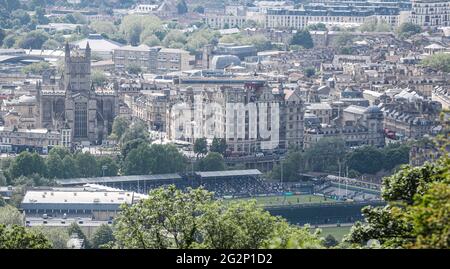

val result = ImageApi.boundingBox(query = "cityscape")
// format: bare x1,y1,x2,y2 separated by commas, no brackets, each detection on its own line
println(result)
0,0,449,251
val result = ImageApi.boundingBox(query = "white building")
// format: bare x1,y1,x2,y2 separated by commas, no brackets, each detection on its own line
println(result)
410,0,450,28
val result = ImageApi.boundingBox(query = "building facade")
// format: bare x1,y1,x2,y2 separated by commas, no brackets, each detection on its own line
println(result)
166,82,305,154
410,0,450,27
37,43,119,145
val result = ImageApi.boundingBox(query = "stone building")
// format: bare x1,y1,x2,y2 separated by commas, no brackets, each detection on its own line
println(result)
304,105,385,149
410,0,450,28
166,81,305,154
37,43,119,145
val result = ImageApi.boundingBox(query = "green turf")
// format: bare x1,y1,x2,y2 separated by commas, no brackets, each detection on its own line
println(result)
311,226,352,242
226,194,339,206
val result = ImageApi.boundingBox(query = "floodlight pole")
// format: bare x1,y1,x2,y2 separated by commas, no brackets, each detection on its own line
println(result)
338,159,341,199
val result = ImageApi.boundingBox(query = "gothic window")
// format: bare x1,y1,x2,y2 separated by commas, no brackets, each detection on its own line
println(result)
43,101,52,121
74,102,88,138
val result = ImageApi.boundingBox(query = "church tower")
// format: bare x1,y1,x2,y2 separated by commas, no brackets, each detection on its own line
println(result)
64,42,91,94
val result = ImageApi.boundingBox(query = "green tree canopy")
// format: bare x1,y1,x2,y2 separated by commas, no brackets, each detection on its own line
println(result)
9,151,46,179
290,30,314,49
91,70,107,86
345,155,450,248
111,116,131,142
346,146,385,174
97,157,119,177
21,62,51,75
46,153,64,179
126,63,142,75
176,0,188,15
120,120,148,144
30,227,69,249
91,224,115,249
122,144,186,175
397,23,422,39
17,30,49,49
74,152,99,178
68,222,90,249
0,205,23,226
210,137,227,156
113,186,323,249
196,152,226,171
304,138,346,172
421,53,450,73
0,224,51,249
194,138,208,157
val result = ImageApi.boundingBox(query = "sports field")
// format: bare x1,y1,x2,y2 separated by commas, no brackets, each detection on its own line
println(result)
311,225,352,242
226,194,339,206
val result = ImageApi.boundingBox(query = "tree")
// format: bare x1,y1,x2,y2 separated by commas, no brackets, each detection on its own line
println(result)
271,151,306,181
194,138,208,157
126,63,142,75
333,31,354,47
143,35,161,47
304,138,346,172
114,186,213,249
162,30,187,48
0,224,51,249
304,67,316,78
111,116,131,142
382,157,449,204
90,21,117,36
97,157,119,177
147,144,186,174
345,155,450,248
34,7,49,24
91,224,115,249
61,155,79,179
210,137,227,156
0,29,6,47
359,18,391,32
17,30,49,49
306,23,327,31
383,144,410,171
91,70,107,86
324,234,339,248
30,227,69,249
119,15,162,45
122,143,152,175
185,28,218,53
11,9,31,25
421,53,450,73
197,152,225,171
120,120,148,145
346,146,384,174
113,186,322,249
241,34,272,51
405,182,450,249
21,62,51,75
41,39,60,50
290,30,313,49
68,222,90,249
123,143,186,175
0,205,23,226
46,153,64,179
64,12,87,25
74,152,99,178
193,5,204,14
176,0,188,15
9,151,47,179
2,34,17,48
397,23,422,39
120,138,147,160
